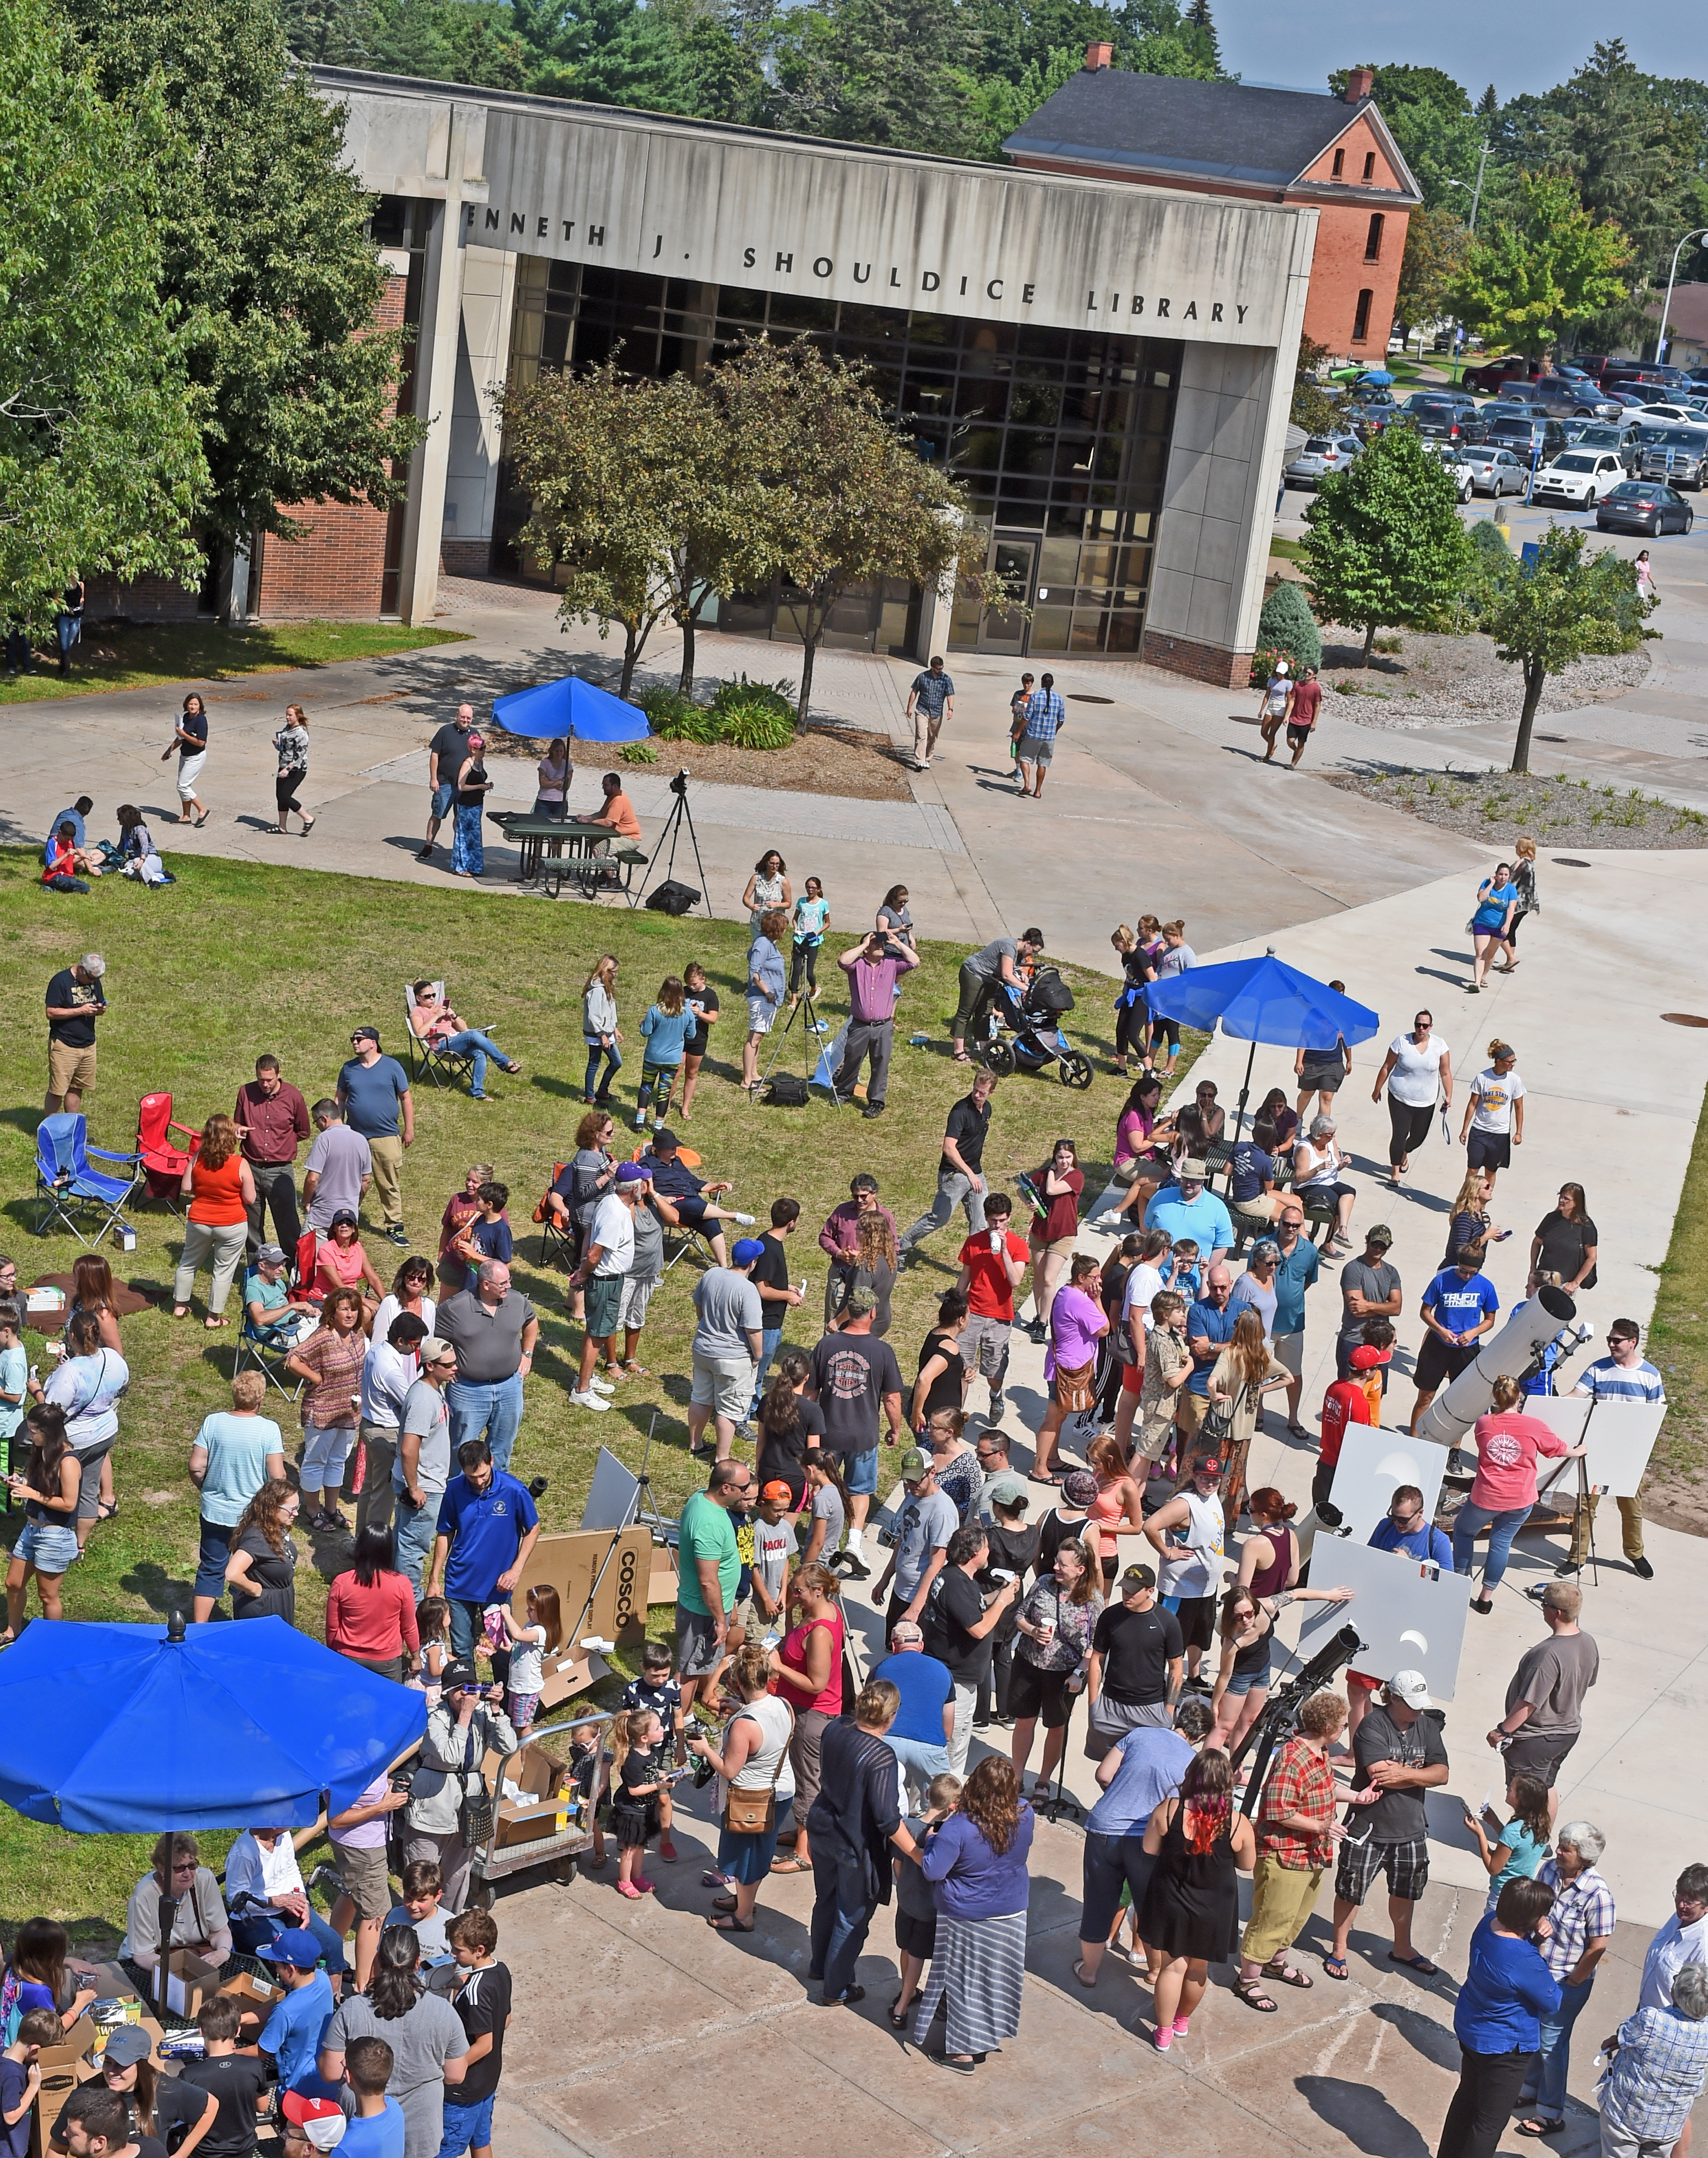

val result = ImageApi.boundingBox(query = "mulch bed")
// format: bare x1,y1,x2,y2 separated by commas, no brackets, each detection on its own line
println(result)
484,722,913,800
1321,766,1708,849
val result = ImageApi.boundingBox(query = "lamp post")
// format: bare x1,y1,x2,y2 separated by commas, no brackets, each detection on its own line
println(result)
1655,229,1708,365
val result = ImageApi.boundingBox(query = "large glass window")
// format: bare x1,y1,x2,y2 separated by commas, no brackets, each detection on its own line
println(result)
494,258,1182,656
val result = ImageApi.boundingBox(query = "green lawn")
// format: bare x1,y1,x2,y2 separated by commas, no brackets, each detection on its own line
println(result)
1646,1078,1708,1495
0,847,1202,1930
0,619,467,704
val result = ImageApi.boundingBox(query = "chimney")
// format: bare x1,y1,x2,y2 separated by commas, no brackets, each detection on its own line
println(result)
1345,66,1374,102
1085,41,1113,71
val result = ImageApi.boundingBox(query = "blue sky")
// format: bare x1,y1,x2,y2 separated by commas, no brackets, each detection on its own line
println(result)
1211,2,1708,100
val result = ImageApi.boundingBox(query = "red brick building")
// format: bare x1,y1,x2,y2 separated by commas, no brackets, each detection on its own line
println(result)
1005,53,1420,362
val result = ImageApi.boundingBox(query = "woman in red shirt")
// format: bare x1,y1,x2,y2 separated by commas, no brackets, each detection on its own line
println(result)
326,1523,421,1681
173,1114,255,1327
769,1563,845,1879
1452,1374,1585,1613
1024,1140,1085,1341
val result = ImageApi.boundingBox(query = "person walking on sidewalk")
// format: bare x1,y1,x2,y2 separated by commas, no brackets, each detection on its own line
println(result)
270,705,314,836
164,693,211,827
1016,675,1064,798
905,657,955,772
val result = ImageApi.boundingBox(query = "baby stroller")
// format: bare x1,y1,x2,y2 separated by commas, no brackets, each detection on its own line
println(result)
975,966,1093,1089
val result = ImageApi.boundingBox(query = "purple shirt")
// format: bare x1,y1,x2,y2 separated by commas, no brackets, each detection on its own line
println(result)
1046,1286,1105,1377
842,953,904,1023
919,1803,1035,1919
329,1772,392,1850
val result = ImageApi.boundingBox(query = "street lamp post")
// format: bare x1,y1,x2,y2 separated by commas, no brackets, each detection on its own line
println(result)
1655,229,1708,365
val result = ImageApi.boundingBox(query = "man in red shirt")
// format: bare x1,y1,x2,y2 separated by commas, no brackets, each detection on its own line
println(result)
955,1191,1029,1427
235,1054,311,1257
1274,664,1322,769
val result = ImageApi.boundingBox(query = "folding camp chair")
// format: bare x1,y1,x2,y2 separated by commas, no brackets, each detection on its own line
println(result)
33,1115,143,1248
401,983,476,1092
630,1145,716,1275
232,1317,307,1401
137,1092,201,1216
534,1165,578,1272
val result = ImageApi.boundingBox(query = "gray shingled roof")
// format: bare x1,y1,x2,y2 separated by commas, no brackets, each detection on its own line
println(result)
1004,69,1418,196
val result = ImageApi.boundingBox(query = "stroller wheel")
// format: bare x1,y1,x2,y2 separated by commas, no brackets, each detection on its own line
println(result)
1060,1053,1094,1091
982,1040,1016,1078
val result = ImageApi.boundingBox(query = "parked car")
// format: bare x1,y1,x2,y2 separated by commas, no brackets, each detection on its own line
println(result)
1402,392,1486,443
1596,481,1694,536
1603,365,1686,395
1485,414,1569,462
1632,403,1703,425
1520,377,1625,420
1284,433,1363,487
1462,355,1535,395
1603,388,1655,411
1633,425,1708,488
1429,444,1478,501
1563,421,1641,473
1454,444,1531,497
1532,449,1629,508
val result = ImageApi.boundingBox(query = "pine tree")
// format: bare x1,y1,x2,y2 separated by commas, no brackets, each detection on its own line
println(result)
1180,0,1219,77
1256,582,1321,671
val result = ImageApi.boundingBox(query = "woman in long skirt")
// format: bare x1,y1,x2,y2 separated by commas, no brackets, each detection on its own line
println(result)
913,1755,1034,2072
450,734,491,878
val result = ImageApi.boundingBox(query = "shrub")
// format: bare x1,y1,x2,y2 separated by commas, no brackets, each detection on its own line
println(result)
1255,580,1322,670
1248,644,1292,689
620,738,658,765
639,685,720,744
717,700,794,751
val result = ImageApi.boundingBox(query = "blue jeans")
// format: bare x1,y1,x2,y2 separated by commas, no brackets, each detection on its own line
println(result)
447,1373,523,1472
448,1596,499,1659
230,1904,348,1973
749,1326,783,1417
451,800,484,874
1530,1972,1595,2120
393,1487,440,1592
584,1041,622,1099
889,1736,952,1808
1452,1501,1530,1589
436,2091,495,2158
809,1850,877,2002
440,1029,507,1098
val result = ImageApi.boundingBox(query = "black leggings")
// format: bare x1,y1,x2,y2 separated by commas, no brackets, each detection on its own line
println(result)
789,940,820,994
1387,1094,1435,1168
276,771,305,818
1438,2046,1536,2158
1115,1001,1149,1060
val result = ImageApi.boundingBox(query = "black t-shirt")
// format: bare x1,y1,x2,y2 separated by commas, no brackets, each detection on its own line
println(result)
756,1398,826,1488
430,721,470,780
751,1233,792,1303
47,967,105,1045
449,1959,512,2105
809,1333,903,1456
1092,1600,1183,1705
941,1093,993,1176
1533,1210,1598,1290
177,709,208,756
178,2054,268,2158
915,1328,966,1419
685,986,720,1057
921,1564,993,1684
51,2079,199,2154
1036,1505,1089,1579
232,1526,296,1621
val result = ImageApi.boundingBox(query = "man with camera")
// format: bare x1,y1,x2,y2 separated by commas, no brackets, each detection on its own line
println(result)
833,931,918,1121
403,1657,518,1912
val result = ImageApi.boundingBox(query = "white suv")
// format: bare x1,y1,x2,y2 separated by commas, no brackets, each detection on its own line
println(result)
1533,450,1627,509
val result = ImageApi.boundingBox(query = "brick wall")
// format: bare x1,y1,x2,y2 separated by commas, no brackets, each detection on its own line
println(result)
84,571,205,624
440,539,491,576
1141,626,1250,688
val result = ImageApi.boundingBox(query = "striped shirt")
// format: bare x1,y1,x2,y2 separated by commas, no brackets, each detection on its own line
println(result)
1573,1354,1664,1403
1021,688,1065,740
1535,1858,1616,1979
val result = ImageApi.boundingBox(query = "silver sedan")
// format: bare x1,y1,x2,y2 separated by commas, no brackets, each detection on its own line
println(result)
1452,444,1530,497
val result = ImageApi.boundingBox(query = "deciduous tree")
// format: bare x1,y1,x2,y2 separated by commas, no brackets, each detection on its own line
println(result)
1395,208,1473,335
1454,170,1629,357
1300,427,1475,666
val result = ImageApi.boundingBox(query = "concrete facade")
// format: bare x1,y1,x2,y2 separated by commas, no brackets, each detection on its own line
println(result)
304,67,1314,681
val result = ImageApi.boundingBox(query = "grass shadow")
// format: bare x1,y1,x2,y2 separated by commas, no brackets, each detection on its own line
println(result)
118,1560,197,1618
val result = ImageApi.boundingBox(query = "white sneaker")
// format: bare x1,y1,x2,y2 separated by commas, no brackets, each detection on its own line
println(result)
590,1375,616,1395
1092,1210,1126,1230
570,1388,611,1411
733,1211,756,1225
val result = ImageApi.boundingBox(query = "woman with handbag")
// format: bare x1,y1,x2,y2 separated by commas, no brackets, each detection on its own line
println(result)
688,1642,794,1933
1205,1309,1292,1523
402,1656,517,1912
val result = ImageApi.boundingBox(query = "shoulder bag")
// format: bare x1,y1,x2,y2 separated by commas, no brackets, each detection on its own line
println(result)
1198,1381,1242,1452
456,1723,496,1850
723,1704,791,1837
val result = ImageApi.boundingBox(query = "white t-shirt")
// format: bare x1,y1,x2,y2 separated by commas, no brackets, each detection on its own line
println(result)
1386,1031,1451,1107
588,1192,636,1277
372,1292,437,1346
752,1515,797,1603
1123,1262,1167,1332
506,1622,547,1695
1470,1066,1526,1134
360,1340,418,1428
226,1829,303,1913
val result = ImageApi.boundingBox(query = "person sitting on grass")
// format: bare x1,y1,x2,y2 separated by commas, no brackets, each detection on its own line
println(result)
407,983,520,1105
41,821,101,894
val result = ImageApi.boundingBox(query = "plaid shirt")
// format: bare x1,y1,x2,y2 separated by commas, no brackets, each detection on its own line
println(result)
1536,1858,1616,1980
1259,1737,1337,1868
1602,2006,1708,2144
1021,688,1065,740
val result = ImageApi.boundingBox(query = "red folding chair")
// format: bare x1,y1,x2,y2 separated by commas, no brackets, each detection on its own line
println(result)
292,1227,322,1302
137,1093,200,1214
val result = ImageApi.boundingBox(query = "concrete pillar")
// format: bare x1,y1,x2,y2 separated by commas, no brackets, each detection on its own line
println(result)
397,106,474,628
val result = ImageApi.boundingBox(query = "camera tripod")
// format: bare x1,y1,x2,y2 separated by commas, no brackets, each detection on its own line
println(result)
632,767,712,917
756,978,844,1107
1233,1622,1362,1817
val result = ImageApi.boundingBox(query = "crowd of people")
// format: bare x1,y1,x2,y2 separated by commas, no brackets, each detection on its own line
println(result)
5,784,1688,2151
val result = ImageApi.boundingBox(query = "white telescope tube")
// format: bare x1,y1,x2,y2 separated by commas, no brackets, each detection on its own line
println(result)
1414,1283,1576,1450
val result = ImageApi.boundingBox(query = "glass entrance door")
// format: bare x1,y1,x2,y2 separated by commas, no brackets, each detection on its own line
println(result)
979,533,1038,654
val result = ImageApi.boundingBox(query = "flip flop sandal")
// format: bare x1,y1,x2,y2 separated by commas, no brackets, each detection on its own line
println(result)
96,1501,120,1522
1232,1978,1277,2012
1071,1959,1097,1988
1515,2121,1563,2138
769,1855,812,1873
706,1912,755,1932
711,1893,738,1913
888,1996,916,2027
620,1362,650,1378
1322,1955,1349,1981
1261,1961,1314,1989
1389,1951,1439,1976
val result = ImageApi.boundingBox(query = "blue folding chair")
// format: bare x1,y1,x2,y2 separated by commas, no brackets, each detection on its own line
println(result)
34,1115,144,1247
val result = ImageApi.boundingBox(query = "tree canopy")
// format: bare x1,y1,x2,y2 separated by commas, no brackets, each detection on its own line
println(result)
1455,171,1630,358
1300,429,1476,665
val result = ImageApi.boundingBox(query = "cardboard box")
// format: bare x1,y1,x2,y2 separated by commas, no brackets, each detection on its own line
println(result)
162,1950,224,2021
219,1969,287,2016
516,1527,650,1651
30,2061,85,2158
536,1646,609,1712
490,1739,573,1847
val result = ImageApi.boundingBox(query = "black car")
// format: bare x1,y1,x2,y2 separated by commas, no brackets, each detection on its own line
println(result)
1520,376,1624,420
1596,481,1694,536
1401,393,1486,444
1484,414,1568,460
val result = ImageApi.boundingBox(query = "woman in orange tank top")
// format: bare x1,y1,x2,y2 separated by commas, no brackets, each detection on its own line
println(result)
173,1114,256,1327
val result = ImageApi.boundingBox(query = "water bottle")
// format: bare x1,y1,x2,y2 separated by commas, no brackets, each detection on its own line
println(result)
909,1032,930,1048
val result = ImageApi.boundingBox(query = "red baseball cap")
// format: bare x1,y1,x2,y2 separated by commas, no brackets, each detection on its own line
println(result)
1349,1345,1389,1370
281,2093,346,2150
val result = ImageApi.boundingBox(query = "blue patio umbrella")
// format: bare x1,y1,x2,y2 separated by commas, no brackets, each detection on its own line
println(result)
491,674,652,744
1358,368,1395,386
0,1615,426,1834
1145,949,1380,1136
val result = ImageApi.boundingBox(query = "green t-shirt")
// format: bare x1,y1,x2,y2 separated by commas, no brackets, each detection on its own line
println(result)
677,1490,739,1617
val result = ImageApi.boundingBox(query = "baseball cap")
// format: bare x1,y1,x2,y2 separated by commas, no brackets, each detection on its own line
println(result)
281,2092,347,2150
101,2027,151,2069
329,1208,358,1229
651,1126,679,1151
1365,1224,1395,1247
419,1336,454,1365
441,1658,480,1690
1179,1158,1208,1181
899,1447,929,1480
1120,1563,1157,1592
256,1927,323,1971
759,1479,793,1503
732,1237,766,1265
984,1471,1029,1512
351,1024,380,1044
1387,1669,1430,1709
616,1162,651,1185
1062,1469,1099,1507
256,1243,286,1267
1193,1456,1224,1478
1349,1343,1389,1370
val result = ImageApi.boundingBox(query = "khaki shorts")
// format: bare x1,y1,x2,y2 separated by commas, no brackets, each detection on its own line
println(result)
691,1352,753,1422
1273,1331,1303,1378
329,1838,392,1923
1032,1235,1078,1263
48,1042,97,1098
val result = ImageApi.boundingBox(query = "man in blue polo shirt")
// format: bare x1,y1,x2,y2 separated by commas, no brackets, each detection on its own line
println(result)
1145,1161,1234,1267
1410,1248,1499,1433
256,1929,338,2095
871,1620,955,1805
429,1439,541,1657
1271,1202,1322,1436
337,1026,414,1248
1181,1264,1237,1452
